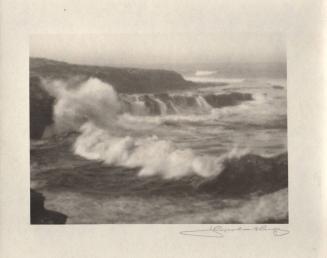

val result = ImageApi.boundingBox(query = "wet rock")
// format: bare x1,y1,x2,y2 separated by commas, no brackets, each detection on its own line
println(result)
30,189,67,224
30,76,55,139
139,95,162,114
204,92,253,108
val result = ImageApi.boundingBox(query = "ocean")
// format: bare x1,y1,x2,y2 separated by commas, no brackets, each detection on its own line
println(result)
30,65,288,224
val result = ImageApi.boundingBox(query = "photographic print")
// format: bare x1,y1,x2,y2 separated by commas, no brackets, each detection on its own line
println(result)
29,32,287,224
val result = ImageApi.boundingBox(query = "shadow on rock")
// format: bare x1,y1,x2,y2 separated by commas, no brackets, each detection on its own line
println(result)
30,189,67,224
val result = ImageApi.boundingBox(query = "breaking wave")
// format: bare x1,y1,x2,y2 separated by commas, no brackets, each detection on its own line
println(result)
44,77,255,179
74,122,249,178
194,70,217,76
184,76,245,84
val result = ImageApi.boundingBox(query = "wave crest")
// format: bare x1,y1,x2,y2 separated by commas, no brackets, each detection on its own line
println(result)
47,77,252,179
74,122,248,178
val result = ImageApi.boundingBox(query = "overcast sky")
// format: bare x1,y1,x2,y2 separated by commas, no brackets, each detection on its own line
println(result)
29,0,288,67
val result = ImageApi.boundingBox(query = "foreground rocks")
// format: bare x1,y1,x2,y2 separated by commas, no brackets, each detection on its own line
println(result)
30,189,67,224
30,76,55,139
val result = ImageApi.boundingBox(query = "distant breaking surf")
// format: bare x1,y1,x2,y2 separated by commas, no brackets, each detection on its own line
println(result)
195,70,217,76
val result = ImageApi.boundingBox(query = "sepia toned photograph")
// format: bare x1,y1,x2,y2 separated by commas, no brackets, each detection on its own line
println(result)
29,32,287,224
4,0,327,256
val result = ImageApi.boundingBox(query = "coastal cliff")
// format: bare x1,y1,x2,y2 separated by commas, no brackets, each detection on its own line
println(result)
30,57,193,94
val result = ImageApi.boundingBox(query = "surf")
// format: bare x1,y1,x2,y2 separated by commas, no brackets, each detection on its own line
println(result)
38,77,258,179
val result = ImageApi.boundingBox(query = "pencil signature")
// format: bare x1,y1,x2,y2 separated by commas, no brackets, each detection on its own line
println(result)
180,225,290,238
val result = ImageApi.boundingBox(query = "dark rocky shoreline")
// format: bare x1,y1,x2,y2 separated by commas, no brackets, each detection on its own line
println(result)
30,189,67,224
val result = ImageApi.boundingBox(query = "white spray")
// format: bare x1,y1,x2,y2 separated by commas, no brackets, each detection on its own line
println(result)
49,77,247,179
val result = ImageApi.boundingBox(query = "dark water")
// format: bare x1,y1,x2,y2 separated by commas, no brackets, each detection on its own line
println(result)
31,70,287,223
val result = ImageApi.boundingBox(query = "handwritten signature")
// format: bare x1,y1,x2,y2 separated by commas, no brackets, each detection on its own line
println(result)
180,225,290,238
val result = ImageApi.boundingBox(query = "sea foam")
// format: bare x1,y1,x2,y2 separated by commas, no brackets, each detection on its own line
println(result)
49,77,248,179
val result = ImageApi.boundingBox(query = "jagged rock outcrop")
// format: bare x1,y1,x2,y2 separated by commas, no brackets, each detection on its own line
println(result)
204,92,253,108
30,76,54,139
30,189,67,224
